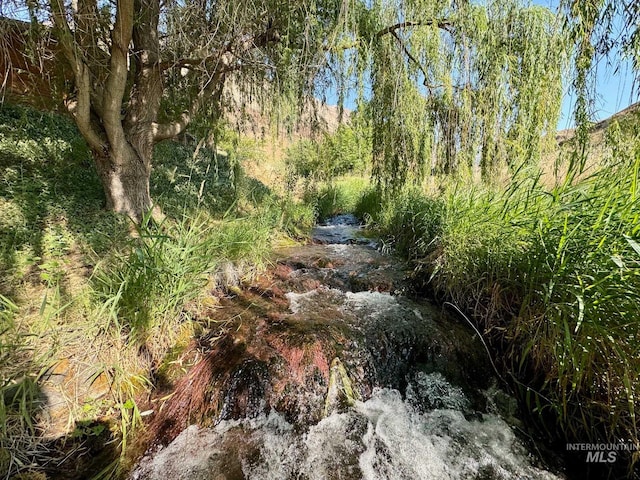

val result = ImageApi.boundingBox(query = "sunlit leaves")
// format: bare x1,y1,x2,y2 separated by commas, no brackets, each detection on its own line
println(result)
345,0,568,188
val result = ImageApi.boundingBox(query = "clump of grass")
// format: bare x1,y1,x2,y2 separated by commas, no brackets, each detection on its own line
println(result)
373,187,444,260
0,103,316,478
0,294,51,479
353,186,384,221
92,215,213,349
152,141,240,218
370,135,640,463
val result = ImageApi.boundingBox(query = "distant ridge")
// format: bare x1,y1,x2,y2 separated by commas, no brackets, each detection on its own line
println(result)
556,102,640,145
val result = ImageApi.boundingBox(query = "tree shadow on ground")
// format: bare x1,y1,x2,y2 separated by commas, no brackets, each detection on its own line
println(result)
0,104,130,298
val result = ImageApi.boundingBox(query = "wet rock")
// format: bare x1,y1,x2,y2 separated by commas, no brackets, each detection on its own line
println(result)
275,243,412,294
324,357,359,416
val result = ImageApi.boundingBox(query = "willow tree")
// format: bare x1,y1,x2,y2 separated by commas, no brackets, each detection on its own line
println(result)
3,0,568,217
331,0,568,186
1,0,344,221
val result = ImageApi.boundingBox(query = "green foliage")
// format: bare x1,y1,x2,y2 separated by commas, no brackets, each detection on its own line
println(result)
265,196,315,240
345,0,568,187
92,214,214,339
371,188,445,260
285,139,322,179
153,141,240,218
90,198,310,343
371,152,640,453
0,103,129,284
560,0,640,174
157,0,348,124
304,177,371,220
0,103,315,477
324,124,369,176
286,124,370,181
0,294,48,480
353,186,384,222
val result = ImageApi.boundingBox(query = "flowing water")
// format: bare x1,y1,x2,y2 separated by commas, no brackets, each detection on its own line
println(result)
131,215,564,480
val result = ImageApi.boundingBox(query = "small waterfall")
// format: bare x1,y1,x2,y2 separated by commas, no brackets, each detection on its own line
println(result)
132,373,561,480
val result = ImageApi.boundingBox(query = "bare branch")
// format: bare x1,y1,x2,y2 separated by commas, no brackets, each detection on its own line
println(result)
153,24,282,142
375,19,452,38
152,70,225,141
160,25,281,72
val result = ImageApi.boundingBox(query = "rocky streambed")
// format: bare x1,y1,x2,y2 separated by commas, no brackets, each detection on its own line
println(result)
130,215,564,480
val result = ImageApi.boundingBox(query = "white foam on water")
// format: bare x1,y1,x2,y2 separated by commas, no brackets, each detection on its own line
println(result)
284,288,329,314
311,214,367,245
344,290,402,320
130,425,221,480
286,289,402,321
328,243,350,255
284,290,313,314
353,388,560,480
285,287,347,315
132,376,563,480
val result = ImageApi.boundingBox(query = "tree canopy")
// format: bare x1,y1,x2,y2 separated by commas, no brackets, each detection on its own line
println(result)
0,0,581,217
339,0,568,186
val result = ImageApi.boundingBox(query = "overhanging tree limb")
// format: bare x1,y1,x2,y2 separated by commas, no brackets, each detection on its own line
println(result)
153,24,283,142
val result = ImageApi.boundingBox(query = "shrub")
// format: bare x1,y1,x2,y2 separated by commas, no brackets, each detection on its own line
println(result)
285,125,370,181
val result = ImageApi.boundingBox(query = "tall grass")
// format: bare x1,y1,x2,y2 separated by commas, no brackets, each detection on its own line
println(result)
361,137,640,461
91,210,278,349
304,176,371,220
0,294,50,479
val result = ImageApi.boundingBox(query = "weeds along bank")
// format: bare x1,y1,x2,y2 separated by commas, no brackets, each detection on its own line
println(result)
0,104,314,478
351,124,640,469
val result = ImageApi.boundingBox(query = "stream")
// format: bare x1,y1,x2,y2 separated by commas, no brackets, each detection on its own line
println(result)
131,215,564,480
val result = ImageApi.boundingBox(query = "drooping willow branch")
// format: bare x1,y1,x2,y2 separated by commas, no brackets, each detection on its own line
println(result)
153,24,283,141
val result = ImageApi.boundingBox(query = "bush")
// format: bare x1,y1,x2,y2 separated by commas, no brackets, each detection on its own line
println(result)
285,125,370,181
353,187,384,222
304,177,370,221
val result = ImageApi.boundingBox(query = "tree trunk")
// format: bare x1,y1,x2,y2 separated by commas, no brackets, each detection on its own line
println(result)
93,138,153,223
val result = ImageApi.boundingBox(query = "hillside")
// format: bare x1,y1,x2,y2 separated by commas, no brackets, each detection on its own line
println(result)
556,101,640,146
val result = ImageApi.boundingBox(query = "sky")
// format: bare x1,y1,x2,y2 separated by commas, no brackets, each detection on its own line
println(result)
534,0,638,128
558,56,636,129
